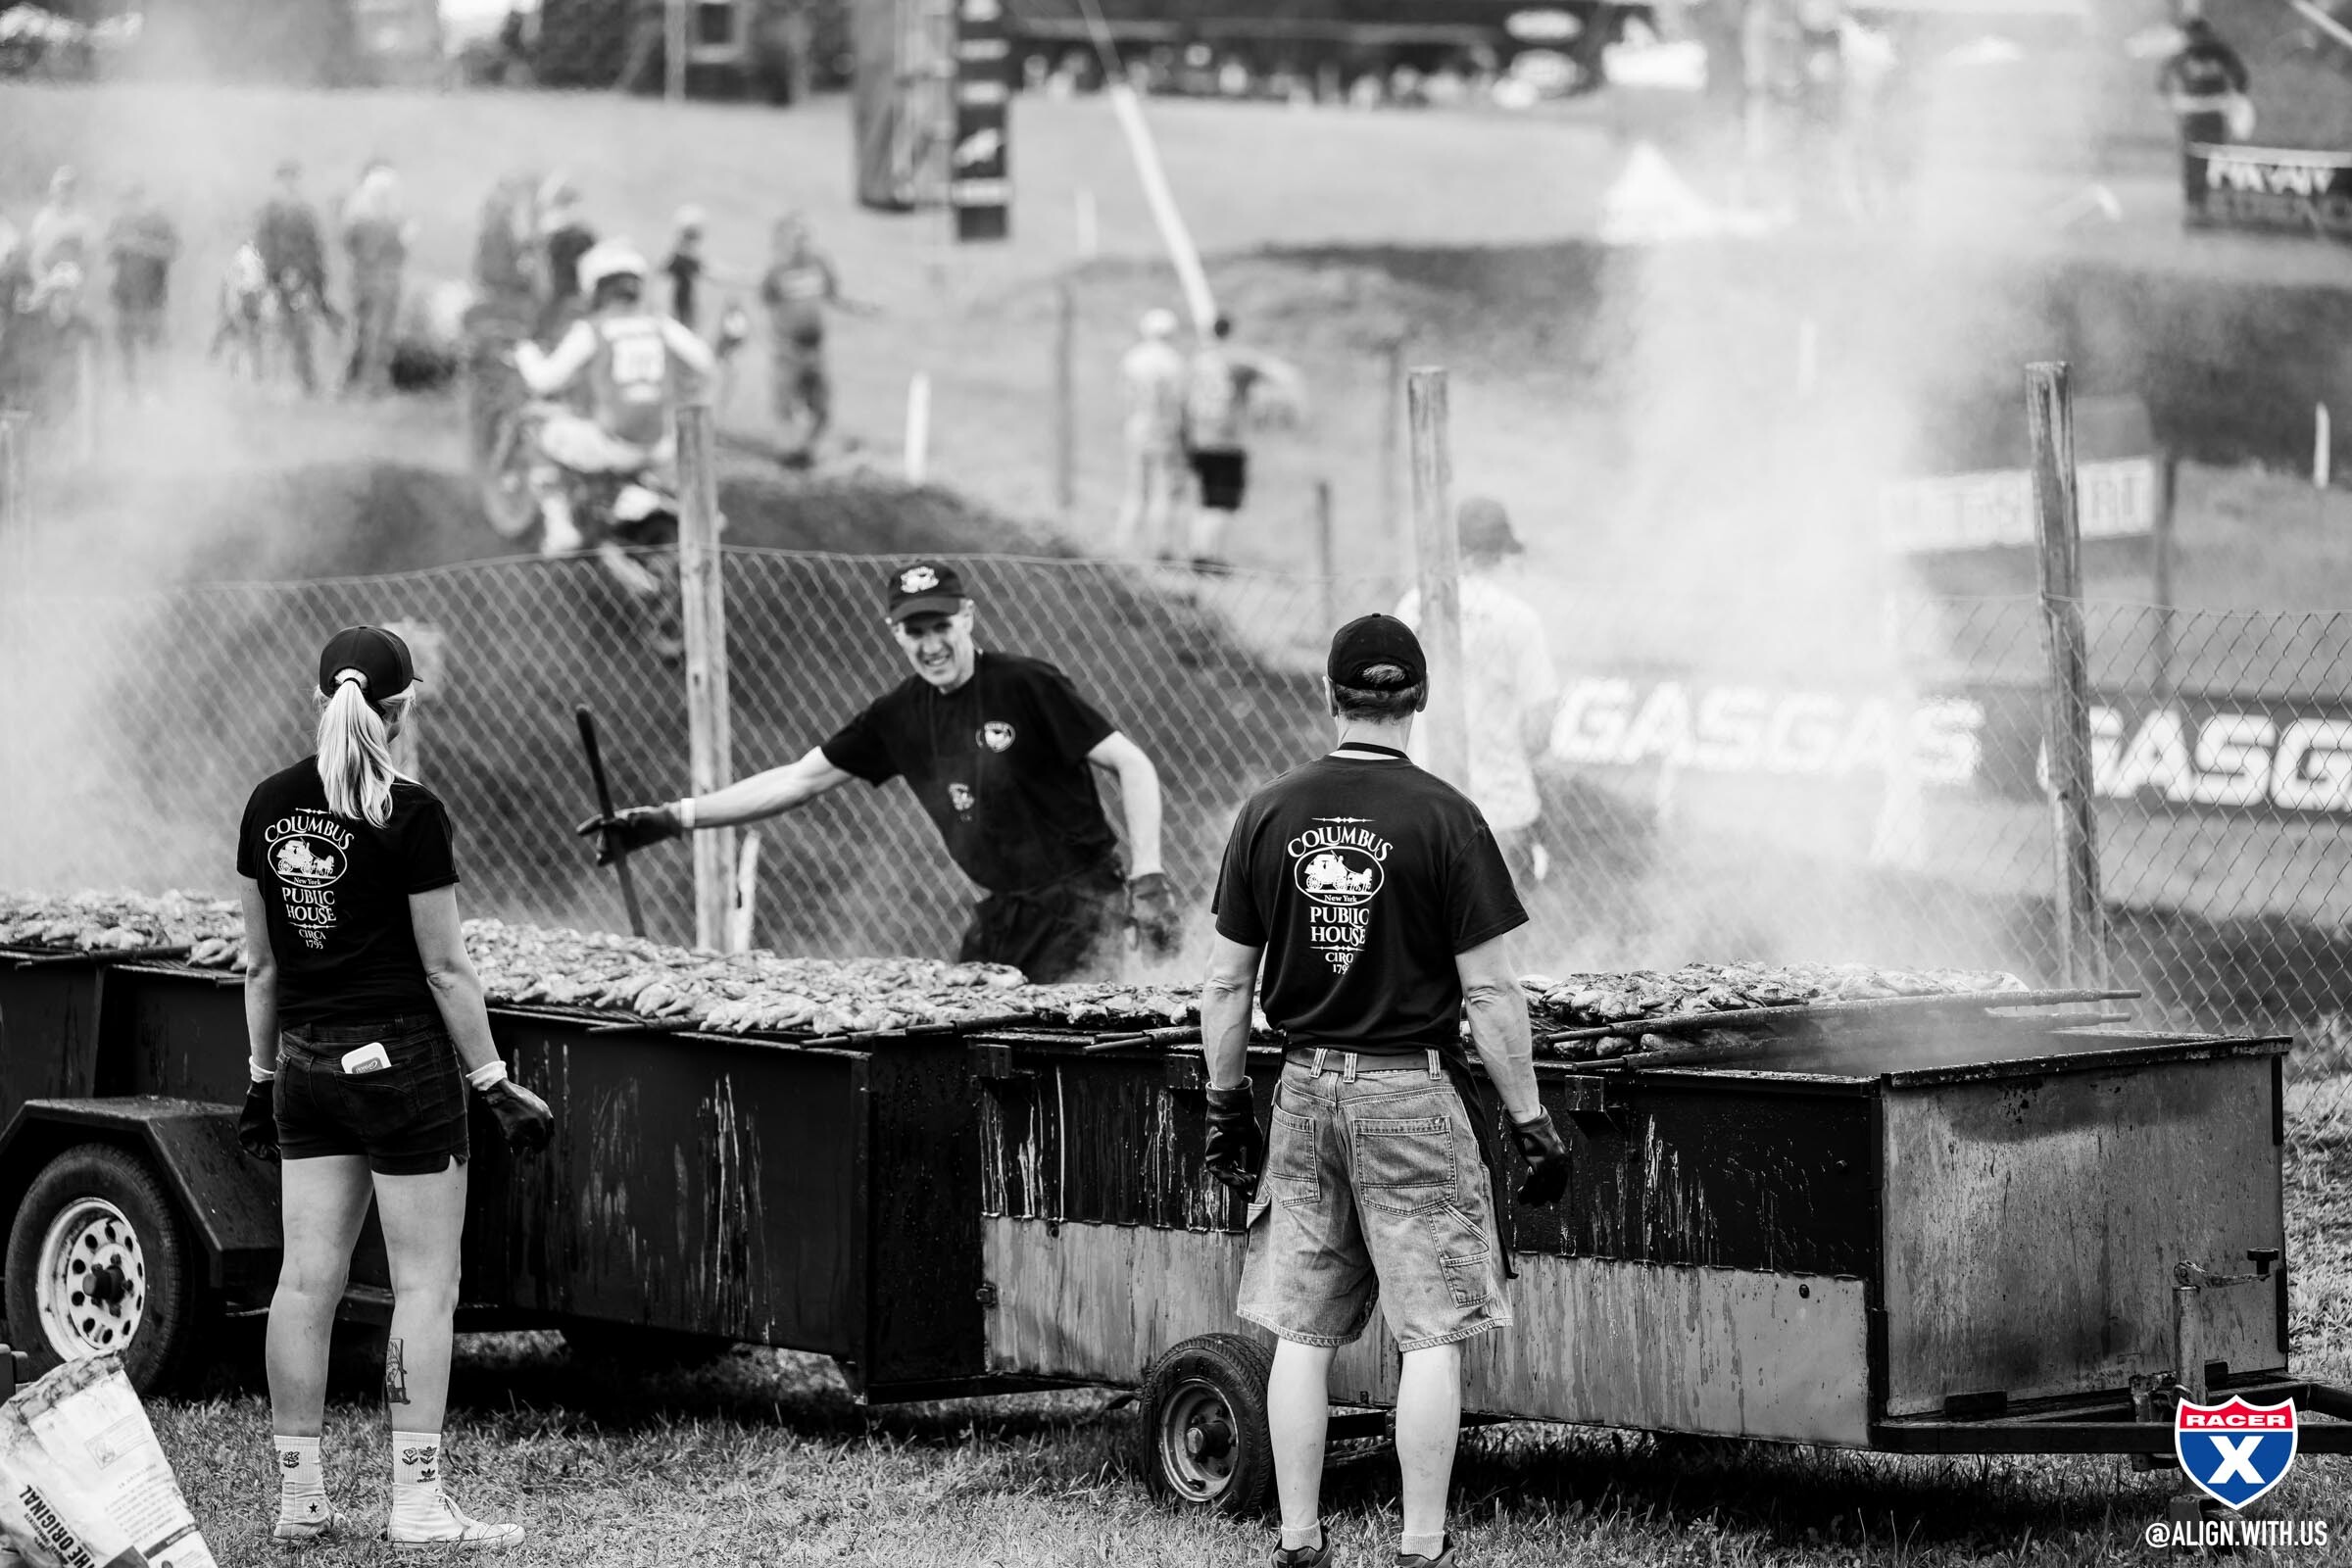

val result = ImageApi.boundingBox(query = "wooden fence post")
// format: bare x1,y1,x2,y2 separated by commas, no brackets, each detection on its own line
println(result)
1407,368,1467,791
0,413,26,594
2152,450,2178,704
677,405,735,951
379,619,444,781
2026,362,2107,990
905,371,931,485
664,0,688,102
730,831,761,954
1380,337,1405,575
1314,477,1337,637
1054,278,1075,516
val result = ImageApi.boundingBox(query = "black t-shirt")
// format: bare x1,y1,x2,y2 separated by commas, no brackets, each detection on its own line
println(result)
1213,748,1526,1055
236,759,460,1028
820,651,1121,894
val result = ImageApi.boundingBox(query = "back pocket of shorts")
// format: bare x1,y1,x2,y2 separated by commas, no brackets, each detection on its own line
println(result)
1267,1103,1320,1206
1351,1116,1455,1211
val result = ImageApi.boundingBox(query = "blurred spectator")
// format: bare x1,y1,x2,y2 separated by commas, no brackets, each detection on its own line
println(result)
759,212,843,460
1115,309,1189,560
26,166,93,276
664,206,710,331
103,182,178,400
256,161,330,394
1393,497,1561,884
341,160,415,397
2161,17,2251,206
537,174,596,340
209,241,270,381
0,217,24,312
1180,314,1301,571
472,173,542,316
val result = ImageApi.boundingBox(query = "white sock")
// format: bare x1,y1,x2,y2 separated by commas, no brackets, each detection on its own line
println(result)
1279,1522,1324,1552
1399,1532,1446,1561
390,1430,443,1512
274,1435,324,1500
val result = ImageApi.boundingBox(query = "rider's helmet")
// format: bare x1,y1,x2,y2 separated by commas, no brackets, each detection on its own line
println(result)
578,239,648,308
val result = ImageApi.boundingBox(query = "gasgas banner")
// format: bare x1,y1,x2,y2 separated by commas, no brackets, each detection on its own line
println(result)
2187,144,2352,240
1547,676,2352,818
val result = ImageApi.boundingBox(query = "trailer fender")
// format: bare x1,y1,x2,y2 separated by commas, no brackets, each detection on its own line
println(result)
0,1097,281,1294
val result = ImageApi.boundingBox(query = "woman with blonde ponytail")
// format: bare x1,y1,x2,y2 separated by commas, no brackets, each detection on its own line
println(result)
235,625,552,1550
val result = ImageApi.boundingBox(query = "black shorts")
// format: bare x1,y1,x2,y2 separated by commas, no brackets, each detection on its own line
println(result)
275,1014,469,1175
959,860,1126,983
1188,447,1249,512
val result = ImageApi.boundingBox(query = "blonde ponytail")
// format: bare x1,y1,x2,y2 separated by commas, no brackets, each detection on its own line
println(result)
314,671,409,826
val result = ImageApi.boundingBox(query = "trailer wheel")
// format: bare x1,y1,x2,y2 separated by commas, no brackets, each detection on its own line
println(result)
4,1144,203,1393
1137,1333,1275,1515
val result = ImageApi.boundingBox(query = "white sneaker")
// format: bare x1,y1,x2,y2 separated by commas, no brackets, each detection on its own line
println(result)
272,1494,347,1543
388,1490,524,1551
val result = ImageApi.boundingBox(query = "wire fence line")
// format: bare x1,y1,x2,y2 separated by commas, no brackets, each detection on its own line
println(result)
2,548,2348,1083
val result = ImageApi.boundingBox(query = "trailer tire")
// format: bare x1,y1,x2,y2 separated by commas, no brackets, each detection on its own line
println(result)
4,1144,204,1394
1136,1333,1275,1516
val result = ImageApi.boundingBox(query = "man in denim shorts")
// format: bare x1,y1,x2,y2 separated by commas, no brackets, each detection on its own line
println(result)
1200,613,1572,1568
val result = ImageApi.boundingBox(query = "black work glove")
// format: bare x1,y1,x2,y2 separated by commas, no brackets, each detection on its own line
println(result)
481,1077,555,1153
238,1077,279,1163
1510,1108,1571,1206
573,802,684,866
1202,1085,1264,1196
1124,871,1184,960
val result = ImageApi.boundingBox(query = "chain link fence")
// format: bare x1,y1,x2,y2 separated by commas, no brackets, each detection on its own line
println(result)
3,546,2348,1135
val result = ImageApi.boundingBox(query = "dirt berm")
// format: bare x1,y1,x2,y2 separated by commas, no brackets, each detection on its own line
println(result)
13,464,1320,961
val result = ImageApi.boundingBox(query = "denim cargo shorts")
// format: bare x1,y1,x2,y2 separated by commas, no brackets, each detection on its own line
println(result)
1236,1052,1512,1352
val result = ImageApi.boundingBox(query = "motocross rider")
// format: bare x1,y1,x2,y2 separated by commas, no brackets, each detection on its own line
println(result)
511,239,725,563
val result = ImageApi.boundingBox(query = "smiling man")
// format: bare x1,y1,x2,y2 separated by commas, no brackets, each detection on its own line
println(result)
580,560,1180,980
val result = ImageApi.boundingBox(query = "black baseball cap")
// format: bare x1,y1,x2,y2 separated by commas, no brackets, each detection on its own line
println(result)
886,560,968,622
1327,613,1426,688
317,624,415,700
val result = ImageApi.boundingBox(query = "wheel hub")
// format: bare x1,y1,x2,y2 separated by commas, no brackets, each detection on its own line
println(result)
1158,1380,1240,1500
34,1198,147,1361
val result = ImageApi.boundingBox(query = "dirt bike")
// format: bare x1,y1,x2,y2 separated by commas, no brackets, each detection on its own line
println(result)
477,386,687,664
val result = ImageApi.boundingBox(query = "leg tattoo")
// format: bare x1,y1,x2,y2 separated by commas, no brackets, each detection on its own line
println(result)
383,1338,412,1407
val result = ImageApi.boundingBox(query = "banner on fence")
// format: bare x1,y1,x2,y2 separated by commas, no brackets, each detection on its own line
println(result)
2187,143,2352,240
1880,457,2160,553
1988,691,2352,817
1548,675,2352,818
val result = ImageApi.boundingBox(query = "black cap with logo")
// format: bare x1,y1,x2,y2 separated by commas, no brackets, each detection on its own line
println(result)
1327,613,1426,688
317,625,416,700
886,560,969,622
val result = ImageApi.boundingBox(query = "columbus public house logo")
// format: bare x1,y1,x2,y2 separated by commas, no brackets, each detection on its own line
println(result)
1289,819,1388,974
2145,1396,2328,1550
267,811,355,951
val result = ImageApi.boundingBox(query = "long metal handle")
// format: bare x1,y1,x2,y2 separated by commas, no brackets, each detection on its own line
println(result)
575,705,647,939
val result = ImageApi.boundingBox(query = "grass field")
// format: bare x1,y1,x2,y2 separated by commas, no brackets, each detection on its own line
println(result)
138,1099,2352,1566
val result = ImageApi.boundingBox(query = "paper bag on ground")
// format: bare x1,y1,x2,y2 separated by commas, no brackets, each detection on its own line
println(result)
0,1420,143,1568
6,1356,212,1568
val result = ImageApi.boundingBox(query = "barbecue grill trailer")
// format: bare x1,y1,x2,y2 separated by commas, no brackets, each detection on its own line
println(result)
968,1015,2352,1510
0,951,1009,1400
0,950,2344,1515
